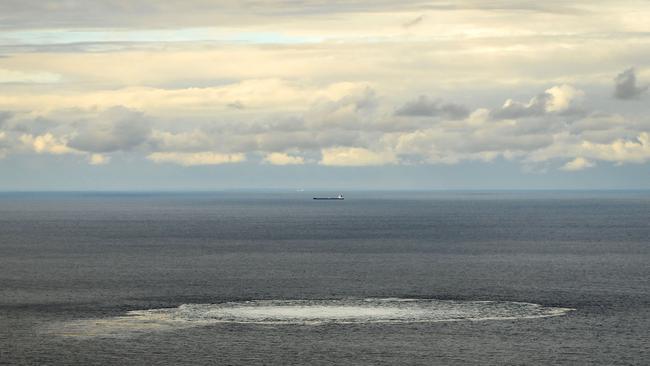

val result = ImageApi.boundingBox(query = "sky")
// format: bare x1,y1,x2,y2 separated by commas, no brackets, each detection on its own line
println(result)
1,0,649,190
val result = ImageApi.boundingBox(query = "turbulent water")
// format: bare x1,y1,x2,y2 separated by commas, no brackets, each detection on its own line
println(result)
43,299,573,338
1,191,649,365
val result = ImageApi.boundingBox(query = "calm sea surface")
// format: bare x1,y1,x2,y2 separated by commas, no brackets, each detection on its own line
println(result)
1,191,648,365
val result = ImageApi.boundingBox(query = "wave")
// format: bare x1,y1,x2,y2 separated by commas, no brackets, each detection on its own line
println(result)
44,298,574,338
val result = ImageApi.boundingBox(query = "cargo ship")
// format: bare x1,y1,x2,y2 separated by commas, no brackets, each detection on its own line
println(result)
313,194,344,200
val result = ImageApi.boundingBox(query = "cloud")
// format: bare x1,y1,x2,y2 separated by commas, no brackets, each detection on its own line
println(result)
0,111,11,127
1,0,650,186
0,1,432,29
263,152,305,165
68,107,150,153
3,82,647,170
149,130,216,153
395,96,469,120
0,74,648,172
614,67,648,100
0,0,601,31
306,86,378,129
579,133,650,164
490,84,584,119
490,94,549,119
20,133,77,155
320,147,397,166
147,152,246,166
544,84,585,113
0,131,7,158
88,153,110,165
561,157,595,171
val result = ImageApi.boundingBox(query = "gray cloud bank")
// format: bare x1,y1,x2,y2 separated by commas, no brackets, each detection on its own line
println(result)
614,68,648,100
395,96,469,120
67,107,151,153
2,78,650,170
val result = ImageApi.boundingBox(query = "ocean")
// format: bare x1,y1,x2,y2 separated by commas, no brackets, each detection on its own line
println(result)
0,191,648,365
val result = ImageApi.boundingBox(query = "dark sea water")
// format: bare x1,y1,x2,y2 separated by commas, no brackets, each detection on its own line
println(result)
1,191,648,365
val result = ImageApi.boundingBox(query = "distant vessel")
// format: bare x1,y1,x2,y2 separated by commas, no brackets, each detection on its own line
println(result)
313,194,344,200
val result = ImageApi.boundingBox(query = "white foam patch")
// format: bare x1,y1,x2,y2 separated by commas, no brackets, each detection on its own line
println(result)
45,298,574,338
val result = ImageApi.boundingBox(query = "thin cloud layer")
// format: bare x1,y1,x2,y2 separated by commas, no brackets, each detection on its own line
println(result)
0,1,587,29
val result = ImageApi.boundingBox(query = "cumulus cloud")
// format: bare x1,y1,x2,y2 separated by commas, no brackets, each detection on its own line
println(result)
0,74,648,174
544,85,585,113
88,153,110,165
490,94,549,119
263,152,305,165
490,84,584,119
579,133,650,164
20,133,76,155
561,157,595,171
147,152,246,166
3,81,648,171
68,107,150,153
614,68,648,100
395,96,469,120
